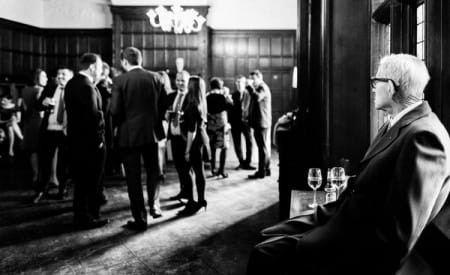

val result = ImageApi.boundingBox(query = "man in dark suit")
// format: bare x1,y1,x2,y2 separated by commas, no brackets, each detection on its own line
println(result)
65,53,108,229
111,47,167,231
167,70,192,202
247,70,272,179
32,68,73,203
247,54,450,275
230,75,255,170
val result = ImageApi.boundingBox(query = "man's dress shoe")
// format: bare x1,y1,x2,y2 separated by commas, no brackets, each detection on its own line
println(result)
248,172,265,179
124,220,147,231
241,164,256,170
150,209,163,219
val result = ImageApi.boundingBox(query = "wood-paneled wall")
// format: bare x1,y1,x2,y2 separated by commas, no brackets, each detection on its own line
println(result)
0,18,44,81
0,18,112,82
44,29,112,72
211,30,297,126
295,0,372,173
425,0,450,129
110,6,209,78
1,13,297,128
329,0,371,168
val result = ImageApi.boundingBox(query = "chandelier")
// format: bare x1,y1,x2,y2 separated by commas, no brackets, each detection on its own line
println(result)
146,5,206,34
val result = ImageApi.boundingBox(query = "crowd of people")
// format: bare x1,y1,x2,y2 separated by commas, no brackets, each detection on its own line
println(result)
0,46,274,230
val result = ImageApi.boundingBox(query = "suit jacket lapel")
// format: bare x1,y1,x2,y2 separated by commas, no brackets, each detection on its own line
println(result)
360,102,432,164
94,86,102,111
361,122,400,163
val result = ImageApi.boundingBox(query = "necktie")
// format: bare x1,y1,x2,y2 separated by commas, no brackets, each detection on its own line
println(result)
173,93,184,127
56,87,65,124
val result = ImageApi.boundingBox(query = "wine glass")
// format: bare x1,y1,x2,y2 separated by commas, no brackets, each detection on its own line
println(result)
307,168,322,208
331,167,346,198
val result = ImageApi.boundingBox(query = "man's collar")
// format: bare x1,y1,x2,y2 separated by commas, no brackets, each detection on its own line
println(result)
389,101,423,128
79,71,94,84
128,65,142,71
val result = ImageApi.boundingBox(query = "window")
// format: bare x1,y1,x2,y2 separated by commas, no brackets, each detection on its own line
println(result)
416,3,425,60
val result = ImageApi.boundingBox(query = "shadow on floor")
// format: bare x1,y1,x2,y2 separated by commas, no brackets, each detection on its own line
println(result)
144,203,279,275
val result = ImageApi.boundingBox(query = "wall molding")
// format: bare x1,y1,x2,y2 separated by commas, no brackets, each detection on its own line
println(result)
211,29,295,35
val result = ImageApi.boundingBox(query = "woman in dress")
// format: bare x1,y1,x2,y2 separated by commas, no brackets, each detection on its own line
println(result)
178,76,208,216
157,70,173,181
21,68,48,184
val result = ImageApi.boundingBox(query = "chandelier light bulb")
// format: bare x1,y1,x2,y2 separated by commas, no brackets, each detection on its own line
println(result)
147,5,206,34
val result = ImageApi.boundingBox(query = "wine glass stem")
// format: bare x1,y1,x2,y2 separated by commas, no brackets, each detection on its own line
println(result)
313,189,317,206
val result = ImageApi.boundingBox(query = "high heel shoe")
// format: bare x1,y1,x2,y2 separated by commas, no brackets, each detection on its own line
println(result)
197,200,208,211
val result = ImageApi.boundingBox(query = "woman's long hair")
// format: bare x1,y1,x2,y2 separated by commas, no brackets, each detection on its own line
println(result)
186,76,207,122
29,68,44,86
158,70,173,94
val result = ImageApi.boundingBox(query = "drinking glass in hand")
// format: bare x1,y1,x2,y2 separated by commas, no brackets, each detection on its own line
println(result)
307,168,322,208
331,167,346,198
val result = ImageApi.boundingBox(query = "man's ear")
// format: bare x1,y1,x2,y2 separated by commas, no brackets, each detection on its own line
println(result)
388,83,395,97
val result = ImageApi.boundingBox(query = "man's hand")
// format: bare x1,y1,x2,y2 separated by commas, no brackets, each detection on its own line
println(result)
42,97,54,107
98,142,104,149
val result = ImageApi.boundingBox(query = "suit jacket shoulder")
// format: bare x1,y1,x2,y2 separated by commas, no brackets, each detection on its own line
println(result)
111,67,166,147
65,73,104,148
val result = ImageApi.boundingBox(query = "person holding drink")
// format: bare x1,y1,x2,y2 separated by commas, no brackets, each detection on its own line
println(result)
32,68,73,203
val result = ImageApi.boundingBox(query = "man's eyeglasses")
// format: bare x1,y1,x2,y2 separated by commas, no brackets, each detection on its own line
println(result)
370,77,400,91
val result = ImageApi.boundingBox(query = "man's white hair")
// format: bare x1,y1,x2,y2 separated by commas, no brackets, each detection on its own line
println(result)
377,54,430,102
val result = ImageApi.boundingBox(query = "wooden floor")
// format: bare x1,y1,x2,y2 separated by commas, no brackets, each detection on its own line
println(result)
0,151,279,275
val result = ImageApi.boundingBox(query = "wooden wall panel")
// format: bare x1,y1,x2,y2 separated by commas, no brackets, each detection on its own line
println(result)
0,18,112,83
370,0,391,142
329,0,371,169
44,30,112,73
111,6,209,78
426,0,450,130
211,30,297,126
0,19,44,82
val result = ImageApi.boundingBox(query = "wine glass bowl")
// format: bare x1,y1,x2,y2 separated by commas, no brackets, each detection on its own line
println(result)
307,168,322,208
331,167,346,198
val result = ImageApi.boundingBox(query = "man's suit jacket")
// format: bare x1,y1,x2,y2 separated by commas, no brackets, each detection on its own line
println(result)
64,73,105,150
230,89,251,126
248,82,272,129
111,67,167,148
36,83,59,132
295,102,450,275
166,91,189,140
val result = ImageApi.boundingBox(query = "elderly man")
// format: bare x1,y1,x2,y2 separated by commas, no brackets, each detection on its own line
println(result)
247,54,450,275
